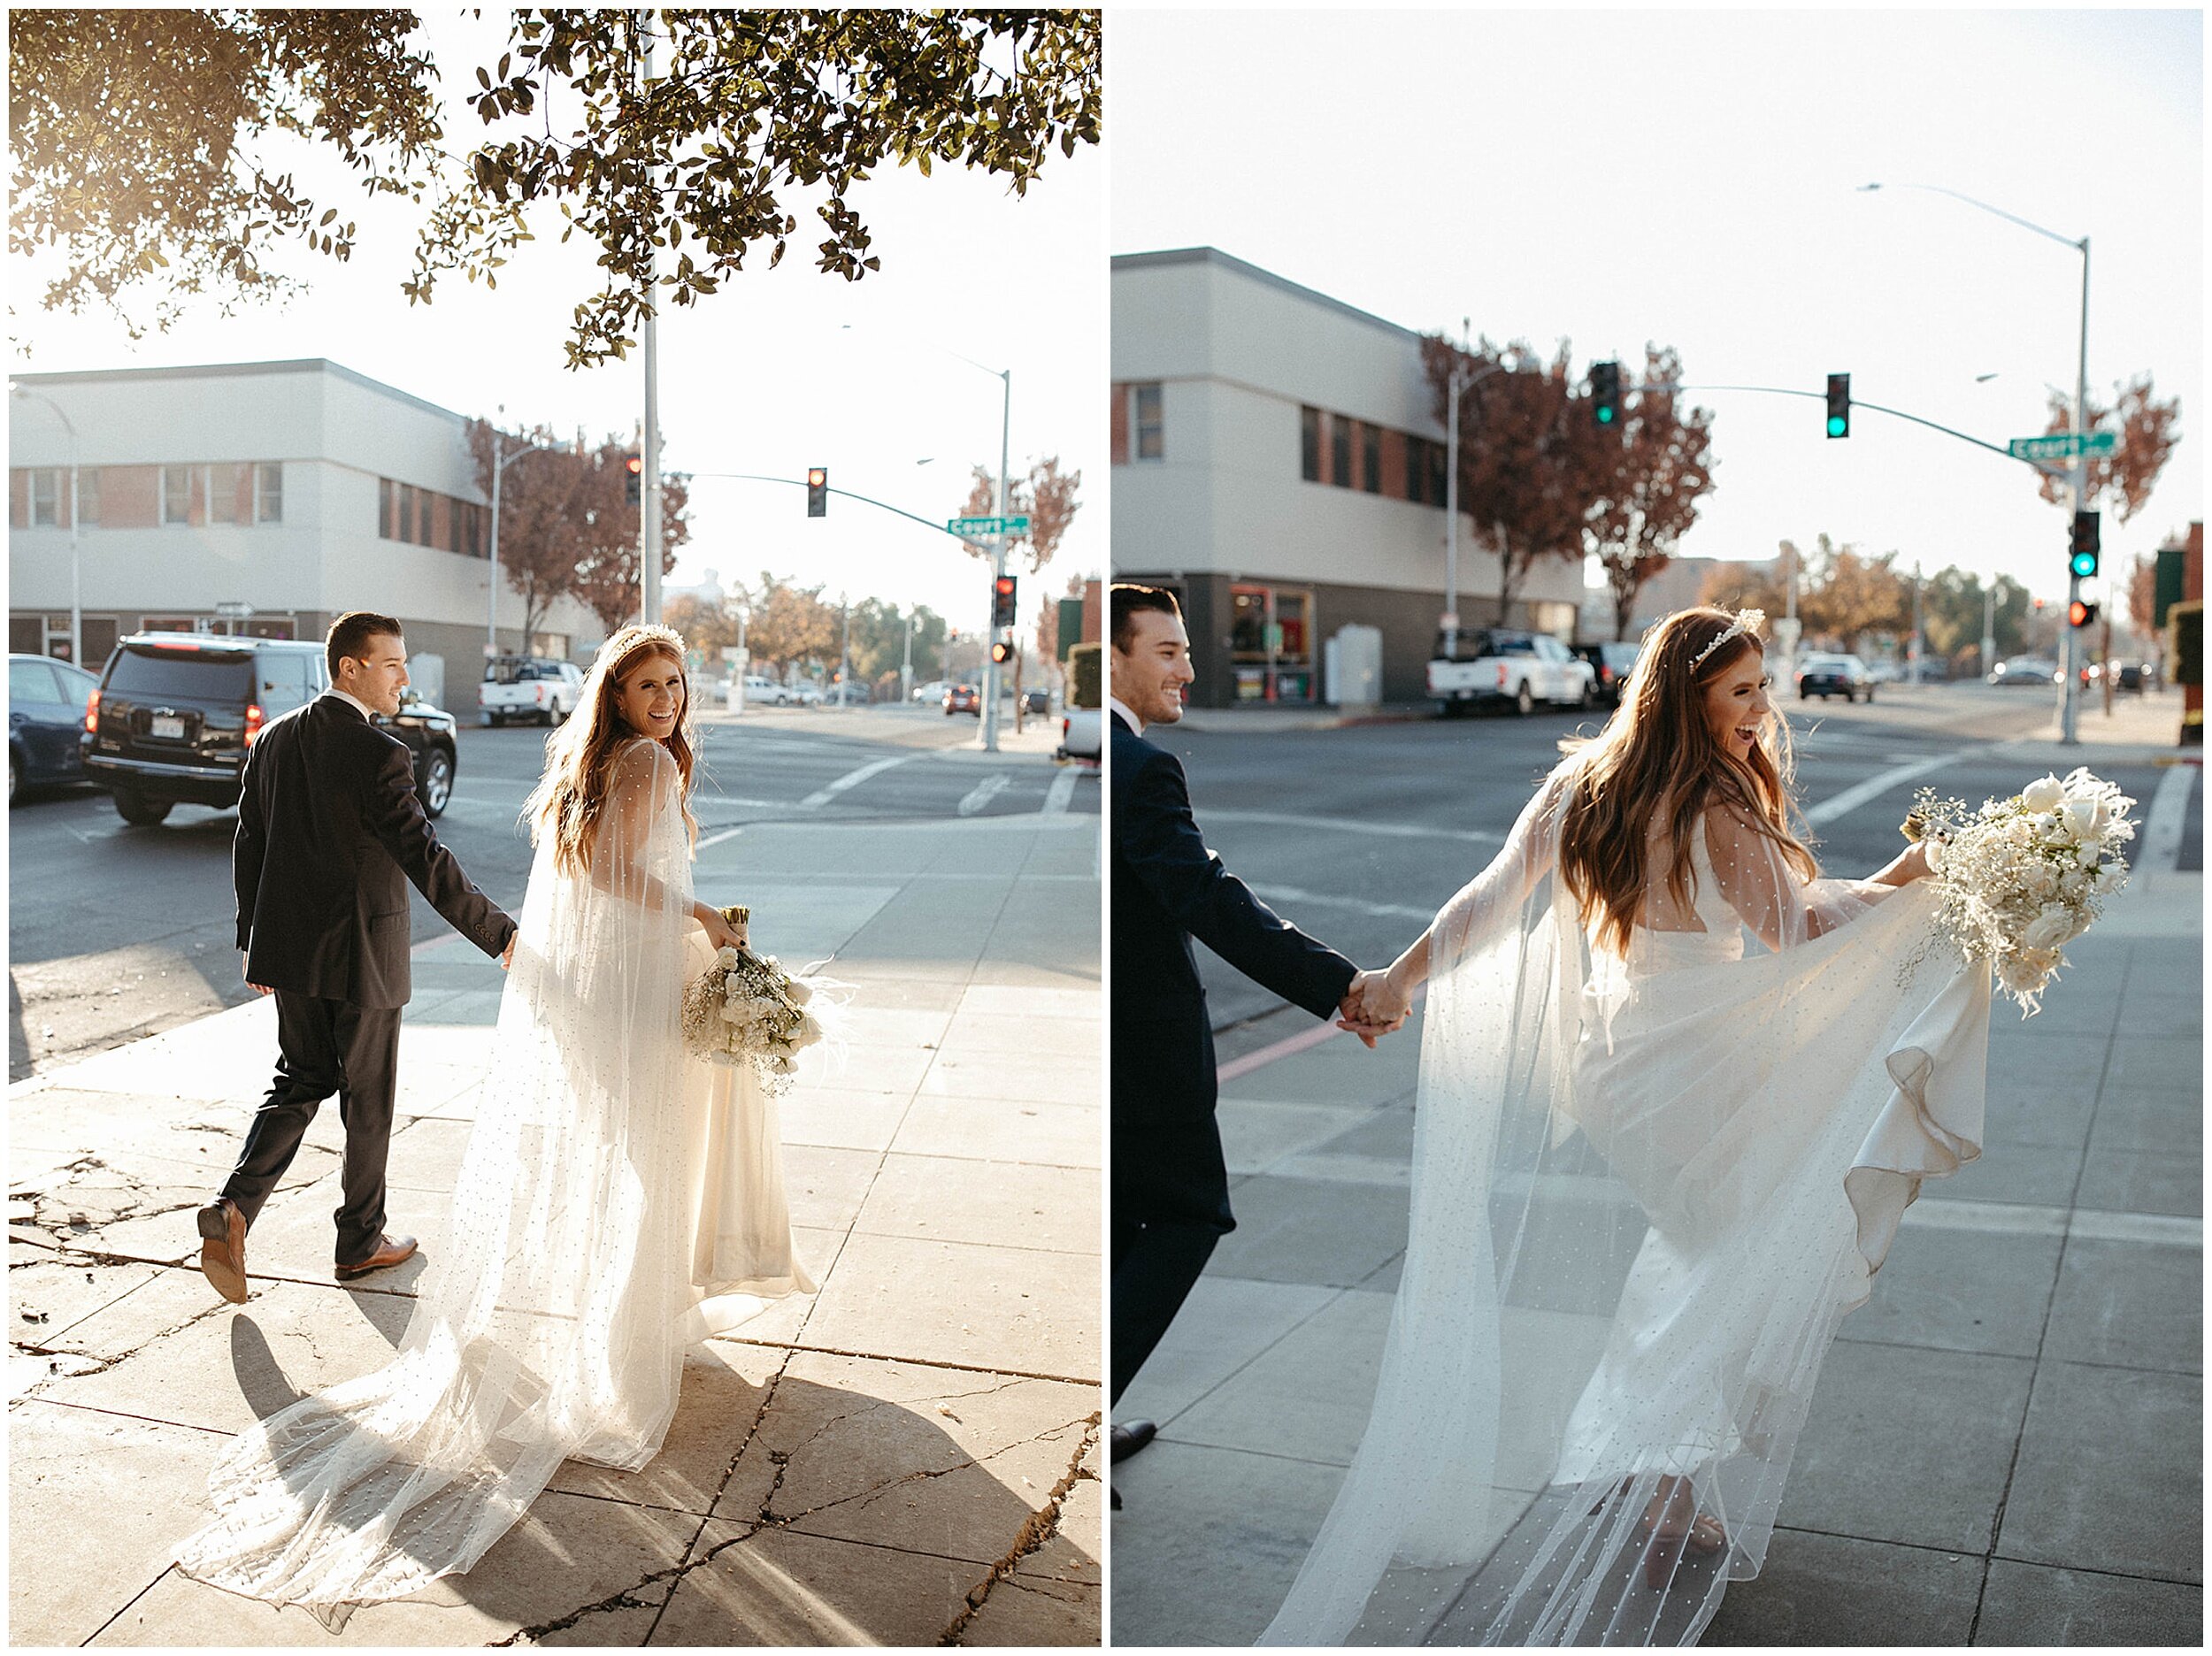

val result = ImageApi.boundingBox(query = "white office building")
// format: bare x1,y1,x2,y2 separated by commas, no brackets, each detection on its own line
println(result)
9,358,605,706
1110,247,1585,707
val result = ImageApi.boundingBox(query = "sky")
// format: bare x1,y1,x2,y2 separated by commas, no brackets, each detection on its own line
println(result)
8,12,1106,639
1107,6,2202,608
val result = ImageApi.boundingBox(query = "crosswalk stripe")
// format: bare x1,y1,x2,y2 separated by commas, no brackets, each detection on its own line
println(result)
799,753,919,809
958,773,1012,816
1042,769,1079,815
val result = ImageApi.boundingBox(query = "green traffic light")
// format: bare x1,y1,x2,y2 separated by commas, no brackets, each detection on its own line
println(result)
1597,406,1615,424
2070,551,2098,579
1827,416,1847,437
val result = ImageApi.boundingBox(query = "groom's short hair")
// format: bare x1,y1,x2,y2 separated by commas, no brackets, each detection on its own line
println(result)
1110,584,1181,654
326,611,403,678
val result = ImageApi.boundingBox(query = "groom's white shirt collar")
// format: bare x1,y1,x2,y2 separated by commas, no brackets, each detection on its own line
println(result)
1108,695,1143,737
326,687,377,721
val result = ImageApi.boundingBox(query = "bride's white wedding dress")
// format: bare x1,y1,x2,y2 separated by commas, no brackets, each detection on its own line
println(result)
1261,763,1990,1647
177,739,815,1610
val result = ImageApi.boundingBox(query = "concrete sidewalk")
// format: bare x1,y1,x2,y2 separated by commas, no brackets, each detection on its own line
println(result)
1112,778,2201,1646
10,809,1102,1646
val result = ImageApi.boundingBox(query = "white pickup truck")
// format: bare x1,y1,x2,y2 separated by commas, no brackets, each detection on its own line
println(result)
1056,707,1102,766
1427,626,1594,717
480,656,585,727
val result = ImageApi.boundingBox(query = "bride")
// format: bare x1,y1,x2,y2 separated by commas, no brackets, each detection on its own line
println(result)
1262,607,1990,1647
177,623,817,1611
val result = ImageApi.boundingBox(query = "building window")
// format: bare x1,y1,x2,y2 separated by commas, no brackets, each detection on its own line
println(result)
399,485,416,545
1429,443,1447,506
379,479,394,539
77,468,99,525
29,468,60,526
1362,425,1381,494
257,463,282,524
161,464,192,525
209,463,242,525
1330,415,1352,489
1301,407,1322,482
1134,383,1164,461
416,487,434,547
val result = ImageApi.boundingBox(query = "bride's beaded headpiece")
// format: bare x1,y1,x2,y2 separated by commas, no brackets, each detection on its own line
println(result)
1688,608,1765,674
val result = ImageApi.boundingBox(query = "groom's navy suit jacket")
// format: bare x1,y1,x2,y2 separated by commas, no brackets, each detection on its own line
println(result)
234,694,514,1009
1112,711,1356,1233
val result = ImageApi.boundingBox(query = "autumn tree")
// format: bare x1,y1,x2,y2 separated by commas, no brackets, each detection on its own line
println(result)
2035,373,2184,524
1580,343,1719,640
741,573,839,676
664,593,737,656
958,456,1083,575
11,11,1101,365
1034,573,1087,668
1698,535,1916,654
2129,555,2160,641
468,418,689,639
1423,335,1599,626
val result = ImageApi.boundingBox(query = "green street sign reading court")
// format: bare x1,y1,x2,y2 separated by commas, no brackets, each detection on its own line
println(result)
2008,431,2117,461
948,514,1032,537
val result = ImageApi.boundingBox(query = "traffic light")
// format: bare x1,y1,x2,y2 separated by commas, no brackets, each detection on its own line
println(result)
991,638,1015,664
2069,598,2098,629
1591,360,1620,427
624,451,642,506
991,574,1017,631
806,467,827,518
1825,373,1850,440
2070,510,2101,579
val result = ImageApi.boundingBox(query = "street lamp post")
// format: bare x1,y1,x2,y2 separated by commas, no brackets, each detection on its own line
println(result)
12,386,81,667
487,412,549,665
1860,180,2091,742
1441,326,1504,640
902,609,915,702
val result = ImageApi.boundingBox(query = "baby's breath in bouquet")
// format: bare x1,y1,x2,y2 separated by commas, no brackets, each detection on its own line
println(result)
680,908,847,1093
1905,767,2135,1016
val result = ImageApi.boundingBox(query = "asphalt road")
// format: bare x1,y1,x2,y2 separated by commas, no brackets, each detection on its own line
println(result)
1144,683,2174,1039
7,702,1095,1080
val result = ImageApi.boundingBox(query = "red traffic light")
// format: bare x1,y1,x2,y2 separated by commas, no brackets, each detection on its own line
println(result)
806,467,826,487
992,640,1014,663
2068,599,2098,628
994,576,1015,598
625,454,643,476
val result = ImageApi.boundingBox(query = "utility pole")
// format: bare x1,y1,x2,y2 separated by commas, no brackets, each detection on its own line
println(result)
2060,236,2092,745
980,369,1012,753
901,610,915,702
1909,559,1924,680
1982,583,1997,679
838,592,851,708
639,22,664,627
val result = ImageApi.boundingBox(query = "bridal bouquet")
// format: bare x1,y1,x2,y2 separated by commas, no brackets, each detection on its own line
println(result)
1905,767,2135,1015
680,916,846,1093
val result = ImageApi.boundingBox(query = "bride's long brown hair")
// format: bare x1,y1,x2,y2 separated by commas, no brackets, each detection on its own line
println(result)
1557,607,1817,956
524,625,699,878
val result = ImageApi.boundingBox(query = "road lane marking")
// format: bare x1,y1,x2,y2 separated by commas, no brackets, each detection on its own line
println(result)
2139,762,2194,875
798,753,919,809
1209,809,1502,843
1042,769,1078,815
1248,883,1440,923
1804,747,1992,826
697,825,744,851
957,773,1012,816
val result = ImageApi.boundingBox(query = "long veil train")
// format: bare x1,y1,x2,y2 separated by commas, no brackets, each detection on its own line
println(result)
1260,768,1988,1646
178,739,813,1611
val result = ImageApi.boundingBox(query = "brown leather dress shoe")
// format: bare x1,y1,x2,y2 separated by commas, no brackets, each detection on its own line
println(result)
1110,1420,1157,1463
335,1233,418,1280
196,1198,248,1305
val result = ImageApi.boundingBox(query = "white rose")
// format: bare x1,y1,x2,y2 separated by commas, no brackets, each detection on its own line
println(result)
795,1013,823,1046
2021,775,2065,811
2059,868,2087,896
2021,905,2078,950
2023,863,2057,898
1997,954,2047,993
2058,800,2099,840
716,946,740,968
785,978,813,1007
2090,861,2126,893
2074,841,2099,867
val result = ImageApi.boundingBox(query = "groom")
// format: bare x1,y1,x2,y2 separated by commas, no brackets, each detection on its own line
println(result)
1110,584,1402,1485
196,611,518,1304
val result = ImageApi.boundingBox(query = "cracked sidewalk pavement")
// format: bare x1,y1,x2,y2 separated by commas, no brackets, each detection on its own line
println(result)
10,810,1102,1644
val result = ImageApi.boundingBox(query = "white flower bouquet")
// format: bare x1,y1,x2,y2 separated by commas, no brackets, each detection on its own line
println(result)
680,915,847,1093
1905,767,2135,1016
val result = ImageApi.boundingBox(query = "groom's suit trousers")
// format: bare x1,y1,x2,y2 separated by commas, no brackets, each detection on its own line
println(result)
223,991,403,1267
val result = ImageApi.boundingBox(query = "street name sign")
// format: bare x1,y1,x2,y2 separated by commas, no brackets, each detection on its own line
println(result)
948,514,1032,537
2008,431,2117,461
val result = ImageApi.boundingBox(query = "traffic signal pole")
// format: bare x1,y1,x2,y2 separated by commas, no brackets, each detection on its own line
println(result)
980,369,1011,755
2060,237,2092,747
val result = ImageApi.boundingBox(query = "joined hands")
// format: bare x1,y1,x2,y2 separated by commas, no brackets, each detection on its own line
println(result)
1336,968,1410,1047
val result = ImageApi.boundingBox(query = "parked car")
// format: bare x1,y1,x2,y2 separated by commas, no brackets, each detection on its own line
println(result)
1021,687,1051,715
787,684,825,708
1426,627,1595,716
944,683,982,716
9,653,102,803
1571,641,1641,709
480,656,584,727
823,682,872,707
1794,653,1875,702
1989,656,2060,687
910,679,949,705
81,633,459,825
739,674,792,707
2084,660,2149,694
1056,706,1102,765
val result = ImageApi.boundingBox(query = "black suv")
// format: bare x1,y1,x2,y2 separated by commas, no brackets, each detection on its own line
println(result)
81,633,460,826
